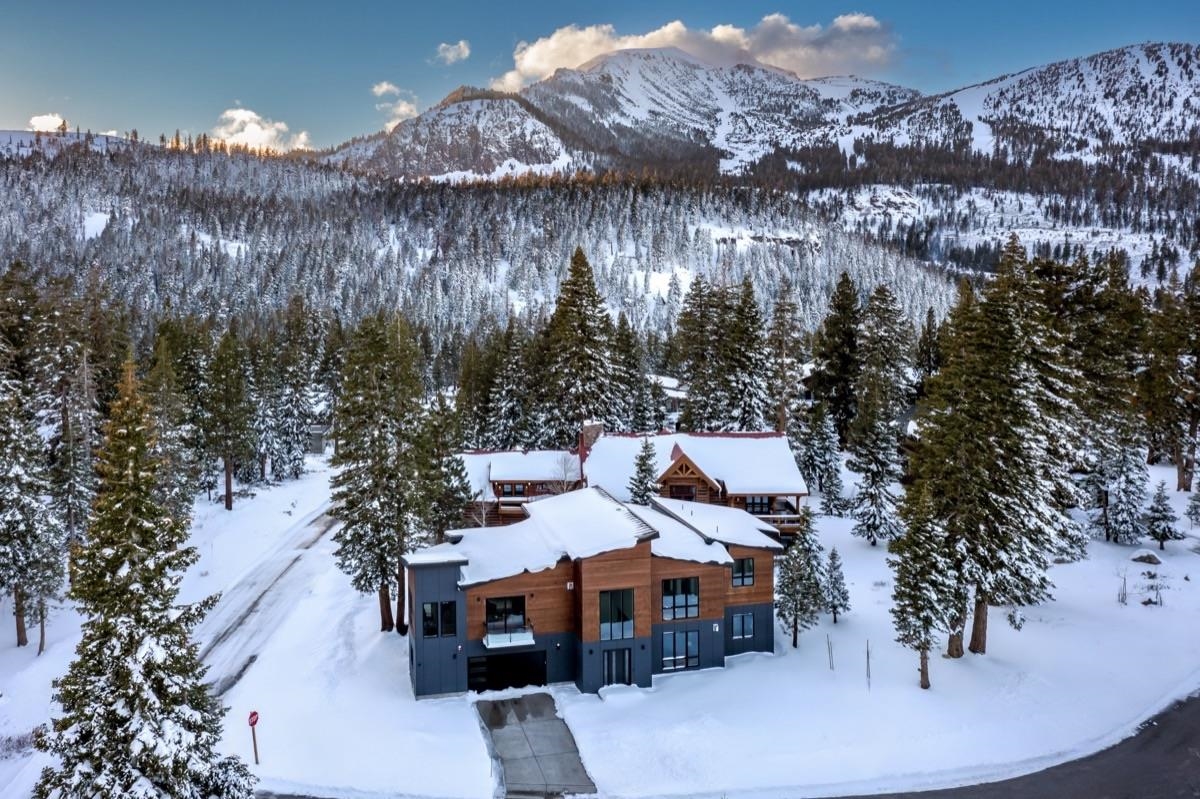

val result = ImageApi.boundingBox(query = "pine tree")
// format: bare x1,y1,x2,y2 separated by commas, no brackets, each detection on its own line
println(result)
1186,491,1200,529
541,248,617,448
418,396,473,545
628,437,659,505
766,288,805,432
0,376,64,649
800,403,845,516
889,491,957,689
611,313,655,433
677,277,723,431
723,279,771,431
1145,480,1184,550
242,335,280,484
274,296,314,480
330,314,427,633
484,321,529,449
1090,442,1148,545
776,508,825,648
823,548,850,623
914,307,942,392
34,364,255,799
143,333,200,531
206,324,253,510
854,283,914,426
811,273,861,444
847,375,903,546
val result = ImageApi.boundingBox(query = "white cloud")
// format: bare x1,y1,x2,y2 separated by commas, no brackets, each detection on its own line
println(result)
28,113,66,132
100,129,119,137
371,84,420,131
372,81,402,97
435,39,471,64
490,13,897,91
211,108,311,151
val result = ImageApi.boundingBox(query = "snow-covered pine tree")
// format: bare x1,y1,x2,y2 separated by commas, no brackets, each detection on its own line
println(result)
485,321,530,449
0,374,65,649
811,272,861,444
854,283,914,425
823,547,850,623
274,296,314,480
241,334,281,484
34,363,254,799
677,277,723,431
418,395,473,545
847,375,904,546
776,507,825,648
1187,490,1200,529
143,333,200,528
889,490,957,689
330,313,427,633
541,248,617,448
766,288,805,433
914,307,942,391
722,279,771,432
1145,480,1184,550
628,437,659,505
206,324,253,509
612,312,656,433
1090,442,1147,544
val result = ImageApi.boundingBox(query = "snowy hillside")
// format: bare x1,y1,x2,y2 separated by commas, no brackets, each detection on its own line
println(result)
0,130,128,158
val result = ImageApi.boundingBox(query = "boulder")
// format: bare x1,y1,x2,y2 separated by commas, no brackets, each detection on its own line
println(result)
1131,549,1162,565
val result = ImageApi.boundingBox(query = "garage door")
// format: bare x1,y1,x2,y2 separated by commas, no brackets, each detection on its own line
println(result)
468,651,547,693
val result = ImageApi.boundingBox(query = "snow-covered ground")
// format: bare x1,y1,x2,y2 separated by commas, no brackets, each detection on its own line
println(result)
2,457,1197,799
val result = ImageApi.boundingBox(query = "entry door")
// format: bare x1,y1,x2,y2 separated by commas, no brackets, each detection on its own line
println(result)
603,648,632,686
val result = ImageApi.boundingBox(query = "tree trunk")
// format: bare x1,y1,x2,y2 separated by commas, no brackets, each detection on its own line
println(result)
37,598,46,656
791,616,798,648
945,604,965,658
377,584,395,632
1160,538,1166,551
224,456,234,511
395,566,409,636
14,585,28,647
968,596,989,655
832,608,839,624
260,453,267,483
919,647,930,690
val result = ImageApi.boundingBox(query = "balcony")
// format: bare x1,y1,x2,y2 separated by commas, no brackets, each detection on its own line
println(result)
483,619,535,649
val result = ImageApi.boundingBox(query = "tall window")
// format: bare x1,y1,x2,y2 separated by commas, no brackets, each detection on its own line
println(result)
662,630,699,671
599,589,635,640
732,612,754,640
485,596,527,635
732,557,755,587
744,496,772,515
662,577,699,620
422,601,457,638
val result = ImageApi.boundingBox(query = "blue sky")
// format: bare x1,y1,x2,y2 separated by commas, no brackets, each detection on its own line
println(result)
2,0,1196,149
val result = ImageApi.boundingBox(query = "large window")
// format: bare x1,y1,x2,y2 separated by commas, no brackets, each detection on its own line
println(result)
662,630,699,671
422,601,457,638
600,589,635,640
732,557,755,587
662,577,699,620
668,484,696,502
732,612,754,640
485,596,527,635
744,495,772,515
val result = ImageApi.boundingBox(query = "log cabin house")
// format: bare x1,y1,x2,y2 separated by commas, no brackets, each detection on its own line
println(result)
404,486,781,697
457,431,808,538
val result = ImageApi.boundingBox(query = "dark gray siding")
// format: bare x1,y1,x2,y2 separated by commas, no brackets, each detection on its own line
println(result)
724,602,775,656
463,632,578,687
650,618,726,675
577,637,652,692
408,563,468,697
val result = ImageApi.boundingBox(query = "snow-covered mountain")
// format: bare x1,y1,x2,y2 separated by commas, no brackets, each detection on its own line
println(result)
327,42,1199,179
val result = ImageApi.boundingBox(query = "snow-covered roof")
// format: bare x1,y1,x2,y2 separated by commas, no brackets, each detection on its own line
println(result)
583,432,808,500
651,497,784,551
457,450,581,501
648,373,687,399
405,487,653,585
624,502,732,564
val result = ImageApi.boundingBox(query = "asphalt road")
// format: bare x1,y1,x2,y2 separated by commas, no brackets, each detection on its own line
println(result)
839,692,1200,799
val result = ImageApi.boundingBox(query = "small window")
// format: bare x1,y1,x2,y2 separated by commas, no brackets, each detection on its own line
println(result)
600,589,635,640
514,483,526,496
501,483,514,497
669,484,696,502
732,612,754,640
662,577,699,620
536,482,549,493
745,496,772,515
440,601,457,637
662,630,700,671
422,603,439,638
732,557,755,587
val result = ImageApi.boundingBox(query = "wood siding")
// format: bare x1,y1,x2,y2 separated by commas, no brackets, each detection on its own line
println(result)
464,558,576,640
725,545,777,606
578,541,652,642
650,557,729,622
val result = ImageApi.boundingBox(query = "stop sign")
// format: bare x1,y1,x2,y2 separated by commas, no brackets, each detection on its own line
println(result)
248,711,259,727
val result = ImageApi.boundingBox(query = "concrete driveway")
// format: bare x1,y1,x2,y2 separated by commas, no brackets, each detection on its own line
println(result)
476,693,596,798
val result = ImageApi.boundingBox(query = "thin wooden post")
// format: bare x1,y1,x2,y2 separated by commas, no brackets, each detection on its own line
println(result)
866,639,872,692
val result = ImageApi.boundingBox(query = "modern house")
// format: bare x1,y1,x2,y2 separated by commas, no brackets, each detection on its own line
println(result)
458,450,584,525
404,486,781,697
583,431,810,539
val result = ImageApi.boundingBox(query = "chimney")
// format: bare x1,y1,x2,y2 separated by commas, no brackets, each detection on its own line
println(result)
577,420,605,474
